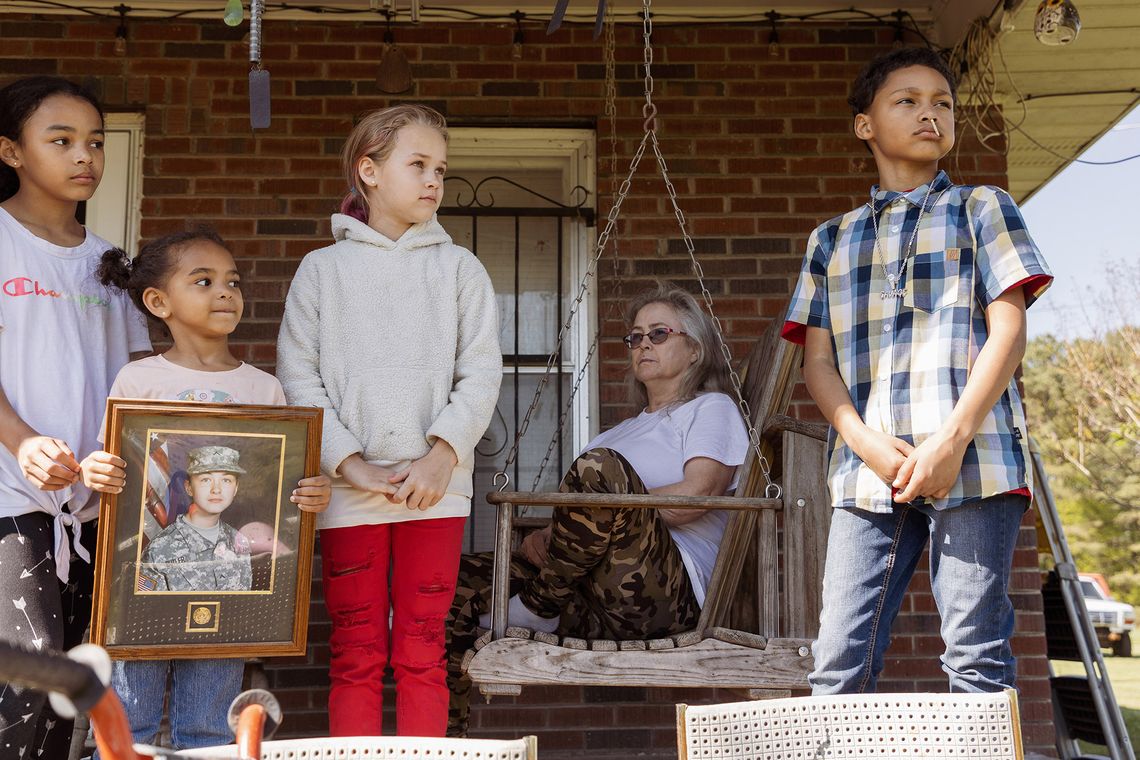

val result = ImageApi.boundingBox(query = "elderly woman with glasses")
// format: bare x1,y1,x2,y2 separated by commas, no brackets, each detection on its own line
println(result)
445,281,750,735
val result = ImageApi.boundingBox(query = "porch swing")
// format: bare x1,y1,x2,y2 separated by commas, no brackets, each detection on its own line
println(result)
462,0,832,698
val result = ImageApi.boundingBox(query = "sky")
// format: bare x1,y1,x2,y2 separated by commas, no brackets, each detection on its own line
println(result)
1020,102,1140,340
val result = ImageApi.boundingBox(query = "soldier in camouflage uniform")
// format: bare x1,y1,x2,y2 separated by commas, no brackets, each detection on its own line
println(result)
139,445,253,592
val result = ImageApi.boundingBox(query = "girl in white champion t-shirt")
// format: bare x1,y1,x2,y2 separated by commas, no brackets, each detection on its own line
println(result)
0,76,153,757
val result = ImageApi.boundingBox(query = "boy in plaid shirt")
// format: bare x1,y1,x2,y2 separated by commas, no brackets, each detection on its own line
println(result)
782,47,1052,694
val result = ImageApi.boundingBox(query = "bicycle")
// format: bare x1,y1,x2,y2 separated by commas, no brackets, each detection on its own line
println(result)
0,640,536,759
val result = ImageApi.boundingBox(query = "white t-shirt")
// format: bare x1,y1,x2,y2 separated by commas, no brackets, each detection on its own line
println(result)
585,392,749,606
0,208,151,577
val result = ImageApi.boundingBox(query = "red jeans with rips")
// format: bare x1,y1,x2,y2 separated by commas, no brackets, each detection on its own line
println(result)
320,517,465,737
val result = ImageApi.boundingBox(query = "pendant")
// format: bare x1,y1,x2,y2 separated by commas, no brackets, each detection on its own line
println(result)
880,274,904,299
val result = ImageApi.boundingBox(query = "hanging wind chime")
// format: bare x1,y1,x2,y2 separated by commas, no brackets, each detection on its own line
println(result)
376,9,413,94
248,0,271,129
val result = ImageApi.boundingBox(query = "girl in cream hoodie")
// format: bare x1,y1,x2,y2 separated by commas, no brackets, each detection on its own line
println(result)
277,104,501,738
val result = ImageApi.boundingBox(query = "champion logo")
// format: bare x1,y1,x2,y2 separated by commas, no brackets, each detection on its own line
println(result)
2,276,110,308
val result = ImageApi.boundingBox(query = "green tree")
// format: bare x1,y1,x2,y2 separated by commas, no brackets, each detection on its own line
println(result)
1024,311,1140,605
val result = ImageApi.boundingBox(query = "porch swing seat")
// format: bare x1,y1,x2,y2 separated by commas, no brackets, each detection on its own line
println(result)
463,314,833,697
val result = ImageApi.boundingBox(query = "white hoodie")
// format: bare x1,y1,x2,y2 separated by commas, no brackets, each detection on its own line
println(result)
277,214,502,528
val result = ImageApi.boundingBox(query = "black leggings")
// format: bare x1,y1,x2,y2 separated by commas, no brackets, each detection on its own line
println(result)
0,512,96,760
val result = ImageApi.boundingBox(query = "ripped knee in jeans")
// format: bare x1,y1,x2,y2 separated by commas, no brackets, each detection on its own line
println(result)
406,577,454,645
331,603,374,631
329,558,371,578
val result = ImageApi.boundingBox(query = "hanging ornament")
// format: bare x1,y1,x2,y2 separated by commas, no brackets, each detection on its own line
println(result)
376,10,413,94
1034,0,1081,45
223,0,244,27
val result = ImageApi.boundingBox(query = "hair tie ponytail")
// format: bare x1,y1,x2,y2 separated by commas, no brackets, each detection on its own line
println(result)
339,190,369,224
96,247,135,292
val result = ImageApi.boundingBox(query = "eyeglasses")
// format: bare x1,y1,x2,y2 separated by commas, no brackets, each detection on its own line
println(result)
622,326,688,349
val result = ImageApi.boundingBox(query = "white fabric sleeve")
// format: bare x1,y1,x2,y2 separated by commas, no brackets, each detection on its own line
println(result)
276,257,363,475
98,366,138,444
271,379,287,406
123,297,152,354
425,251,504,460
679,393,749,468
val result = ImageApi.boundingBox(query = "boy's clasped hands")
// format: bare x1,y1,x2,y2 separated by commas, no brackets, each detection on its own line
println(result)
854,425,966,503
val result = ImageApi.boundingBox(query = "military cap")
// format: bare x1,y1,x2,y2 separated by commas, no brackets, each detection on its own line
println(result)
186,445,247,476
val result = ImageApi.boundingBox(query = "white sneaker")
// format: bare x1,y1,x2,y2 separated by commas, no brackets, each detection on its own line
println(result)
478,594,560,634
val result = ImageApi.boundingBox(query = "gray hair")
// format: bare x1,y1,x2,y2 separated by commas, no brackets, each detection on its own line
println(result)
624,281,734,409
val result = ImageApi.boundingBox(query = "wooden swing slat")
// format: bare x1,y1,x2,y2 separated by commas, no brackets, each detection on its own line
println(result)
464,636,813,691
782,431,831,640
486,492,781,511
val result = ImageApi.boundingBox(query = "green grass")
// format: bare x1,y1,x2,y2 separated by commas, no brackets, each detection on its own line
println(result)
1051,630,1140,756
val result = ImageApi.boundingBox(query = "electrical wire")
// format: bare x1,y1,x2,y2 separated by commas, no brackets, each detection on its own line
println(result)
948,16,1009,155
944,5,1140,168
1010,120,1140,166
1,0,933,30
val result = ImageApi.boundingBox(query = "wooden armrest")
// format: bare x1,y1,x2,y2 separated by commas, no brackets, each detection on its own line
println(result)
487,492,781,511
763,414,829,442
512,516,550,530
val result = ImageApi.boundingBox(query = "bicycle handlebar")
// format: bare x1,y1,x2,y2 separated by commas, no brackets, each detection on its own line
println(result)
0,639,108,713
0,642,280,760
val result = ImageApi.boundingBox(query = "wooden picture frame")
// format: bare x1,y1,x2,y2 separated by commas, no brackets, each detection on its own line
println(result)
91,399,322,659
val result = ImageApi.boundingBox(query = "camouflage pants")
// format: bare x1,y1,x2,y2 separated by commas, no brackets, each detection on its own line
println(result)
445,447,700,736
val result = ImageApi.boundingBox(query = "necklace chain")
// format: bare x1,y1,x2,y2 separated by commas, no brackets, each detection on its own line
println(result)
868,181,941,299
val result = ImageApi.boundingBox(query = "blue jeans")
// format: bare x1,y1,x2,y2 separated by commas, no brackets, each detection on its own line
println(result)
101,658,244,751
810,493,1028,695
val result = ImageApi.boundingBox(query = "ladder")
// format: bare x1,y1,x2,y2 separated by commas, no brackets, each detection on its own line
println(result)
1031,440,1135,760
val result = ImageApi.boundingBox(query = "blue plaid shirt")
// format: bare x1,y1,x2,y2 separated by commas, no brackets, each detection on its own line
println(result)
783,171,1052,512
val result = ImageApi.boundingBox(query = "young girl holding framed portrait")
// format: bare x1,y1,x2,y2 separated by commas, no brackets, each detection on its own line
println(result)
90,228,331,752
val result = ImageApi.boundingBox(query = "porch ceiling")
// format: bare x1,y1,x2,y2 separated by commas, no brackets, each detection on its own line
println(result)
5,0,1130,201
1,0,987,42
991,0,1140,201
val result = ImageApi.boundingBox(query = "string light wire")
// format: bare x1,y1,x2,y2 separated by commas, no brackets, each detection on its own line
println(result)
1,0,933,30
948,13,1140,168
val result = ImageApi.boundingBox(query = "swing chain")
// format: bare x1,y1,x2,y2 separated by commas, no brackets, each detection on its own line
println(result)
638,0,779,498
640,2,657,132
493,471,510,492
529,1,625,491
493,129,652,485
498,0,780,501
531,334,600,491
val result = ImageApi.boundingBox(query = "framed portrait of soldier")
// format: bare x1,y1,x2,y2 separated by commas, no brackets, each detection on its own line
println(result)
91,399,322,659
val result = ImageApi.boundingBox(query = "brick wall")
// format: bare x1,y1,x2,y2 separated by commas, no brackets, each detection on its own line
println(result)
2,14,1054,757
